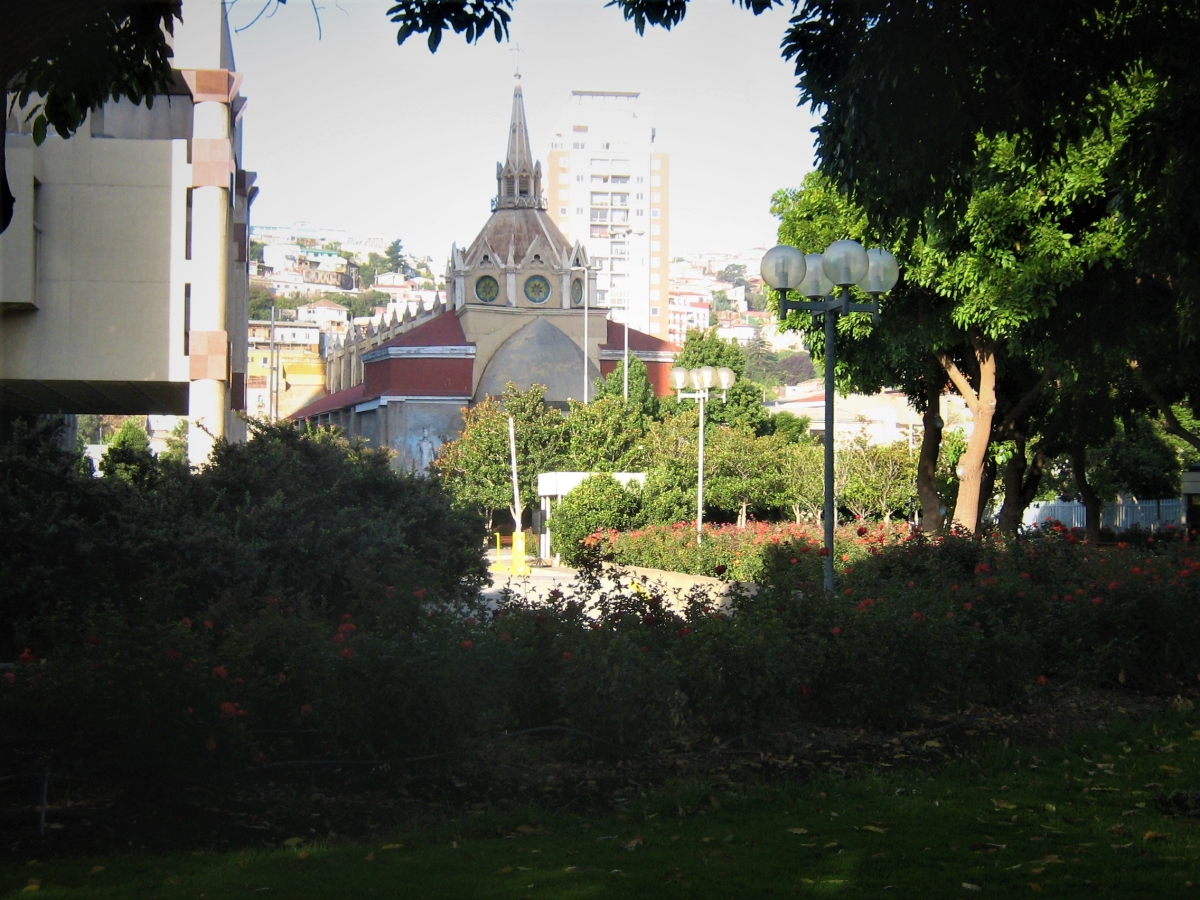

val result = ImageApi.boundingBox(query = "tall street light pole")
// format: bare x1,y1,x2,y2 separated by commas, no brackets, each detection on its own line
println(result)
760,242,899,593
670,365,737,545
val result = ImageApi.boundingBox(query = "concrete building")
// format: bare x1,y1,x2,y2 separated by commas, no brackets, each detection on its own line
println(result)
545,91,670,339
0,0,254,464
293,80,679,471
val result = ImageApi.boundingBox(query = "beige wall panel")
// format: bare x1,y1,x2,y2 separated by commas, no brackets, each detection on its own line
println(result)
68,186,173,284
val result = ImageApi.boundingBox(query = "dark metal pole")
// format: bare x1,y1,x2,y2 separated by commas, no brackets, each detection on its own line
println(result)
823,298,836,593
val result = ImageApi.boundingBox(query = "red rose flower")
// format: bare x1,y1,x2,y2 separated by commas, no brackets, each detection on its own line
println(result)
818,547,830,557
277,672,287,685
181,618,192,628
467,617,477,626
17,648,35,666
337,622,356,634
562,651,574,660
413,588,427,599
1092,597,1102,606
211,666,228,679
1037,675,1047,685
800,684,813,699
460,640,474,650
85,635,100,646
339,646,355,659
300,704,313,716
640,646,650,654
830,626,841,636
500,633,512,642
165,649,182,661
3,672,15,685
857,526,868,537
205,737,217,752
204,620,214,629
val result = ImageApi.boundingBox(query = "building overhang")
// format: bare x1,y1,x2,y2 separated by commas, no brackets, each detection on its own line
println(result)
353,395,472,413
599,349,676,364
360,345,477,365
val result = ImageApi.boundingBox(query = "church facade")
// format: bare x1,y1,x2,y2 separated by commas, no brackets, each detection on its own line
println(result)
292,81,679,471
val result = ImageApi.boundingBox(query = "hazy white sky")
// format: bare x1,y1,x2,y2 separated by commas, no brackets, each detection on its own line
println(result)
228,0,820,261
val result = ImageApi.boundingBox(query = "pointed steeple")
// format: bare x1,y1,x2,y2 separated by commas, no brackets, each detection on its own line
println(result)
493,77,545,211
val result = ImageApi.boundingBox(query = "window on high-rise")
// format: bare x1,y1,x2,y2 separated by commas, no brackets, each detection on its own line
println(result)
573,142,586,149
559,207,568,216
651,175,661,186
591,209,608,222
612,175,629,184
651,209,660,218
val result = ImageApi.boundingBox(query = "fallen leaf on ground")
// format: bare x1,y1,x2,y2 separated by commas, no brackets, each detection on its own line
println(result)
88,867,105,875
364,852,374,862
515,825,545,835
1029,883,1042,892
622,836,644,850
282,838,303,848
564,866,579,873
1112,843,1133,849
862,825,887,834
381,844,403,850
297,851,310,860
823,841,840,849
1143,831,1170,842
787,827,809,835
497,867,513,874
992,799,1017,810
962,884,982,892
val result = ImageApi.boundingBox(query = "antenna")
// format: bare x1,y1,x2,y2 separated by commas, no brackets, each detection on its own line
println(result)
511,42,522,79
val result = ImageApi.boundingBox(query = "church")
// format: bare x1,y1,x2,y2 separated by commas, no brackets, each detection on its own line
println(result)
292,80,680,471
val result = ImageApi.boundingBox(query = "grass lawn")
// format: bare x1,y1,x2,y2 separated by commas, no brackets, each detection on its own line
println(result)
4,709,1199,899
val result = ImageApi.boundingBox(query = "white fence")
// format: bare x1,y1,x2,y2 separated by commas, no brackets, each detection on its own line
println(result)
1023,499,1184,532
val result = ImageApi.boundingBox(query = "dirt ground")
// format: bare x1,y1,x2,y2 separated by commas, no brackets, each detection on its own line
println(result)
0,684,1172,860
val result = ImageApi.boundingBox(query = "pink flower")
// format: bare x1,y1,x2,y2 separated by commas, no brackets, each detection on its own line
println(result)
500,633,512,642
3,672,15,685
562,651,574,660
800,684,813,699
277,672,287,685
300,704,313,717
1092,597,1103,606
1037,675,1047,685
204,620,214,629
17,648,35,666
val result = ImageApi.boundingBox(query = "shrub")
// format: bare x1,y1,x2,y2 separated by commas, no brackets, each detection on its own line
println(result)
550,474,643,566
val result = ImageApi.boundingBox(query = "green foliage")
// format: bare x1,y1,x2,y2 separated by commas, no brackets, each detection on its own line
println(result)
162,419,189,467
839,437,918,523
98,418,156,486
247,283,277,320
564,395,649,473
705,428,785,527
674,328,746,377
434,383,566,527
594,354,659,419
771,411,812,444
550,474,644,565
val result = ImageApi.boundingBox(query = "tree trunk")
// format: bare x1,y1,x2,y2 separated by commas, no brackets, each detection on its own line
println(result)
793,504,802,525
942,343,998,534
1070,444,1102,542
738,501,748,529
916,380,945,532
997,435,1047,537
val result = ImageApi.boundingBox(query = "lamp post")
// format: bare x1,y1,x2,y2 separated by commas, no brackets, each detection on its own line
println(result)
760,241,899,592
669,364,737,544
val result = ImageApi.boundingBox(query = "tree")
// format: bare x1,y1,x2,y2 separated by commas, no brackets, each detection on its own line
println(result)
717,264,749,289
776,440,824,524
667,329,771,434
385,239,406,274
550,474,643,565
840,437,917,523
705,427,785,527
432,383,565,530
594,355,659,419
98,417,156,486
771,411,812,444
563,396,649,473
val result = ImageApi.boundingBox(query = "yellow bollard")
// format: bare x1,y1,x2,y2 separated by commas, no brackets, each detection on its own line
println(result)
510,530,530,576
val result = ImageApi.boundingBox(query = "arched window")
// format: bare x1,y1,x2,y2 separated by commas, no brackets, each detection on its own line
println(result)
519,174,530,197
505,175,515,197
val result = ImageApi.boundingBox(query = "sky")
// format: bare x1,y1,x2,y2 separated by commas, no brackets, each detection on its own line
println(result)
228,0,820,263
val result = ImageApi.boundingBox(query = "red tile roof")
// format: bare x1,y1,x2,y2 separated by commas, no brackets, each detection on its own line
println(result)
375,311,472,349
290,382,369,420
601,320,679,353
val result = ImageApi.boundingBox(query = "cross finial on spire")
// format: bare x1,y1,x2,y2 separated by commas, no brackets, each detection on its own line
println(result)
511,42,522,79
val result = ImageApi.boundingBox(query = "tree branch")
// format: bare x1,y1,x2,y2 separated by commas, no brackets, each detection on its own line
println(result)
999,365,1056,432
937,353,978,409
1130,360,1200,454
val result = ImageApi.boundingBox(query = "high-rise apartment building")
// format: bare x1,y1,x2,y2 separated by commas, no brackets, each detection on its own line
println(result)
546,91,670,337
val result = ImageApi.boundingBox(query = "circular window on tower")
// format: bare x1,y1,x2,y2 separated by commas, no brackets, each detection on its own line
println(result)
475,275,499,303
524,275,551,304
571,278,584,306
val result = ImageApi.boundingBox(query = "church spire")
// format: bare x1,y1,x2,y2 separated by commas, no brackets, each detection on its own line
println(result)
494,78,545,211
